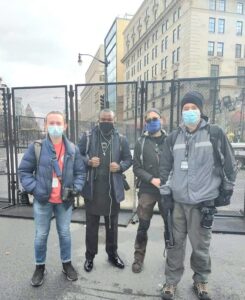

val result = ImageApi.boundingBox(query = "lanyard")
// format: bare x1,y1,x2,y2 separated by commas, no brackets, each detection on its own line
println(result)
53,143,63,180
184,134,190,159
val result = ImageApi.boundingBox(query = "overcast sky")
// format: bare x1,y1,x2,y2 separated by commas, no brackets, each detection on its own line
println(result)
0,0,142,87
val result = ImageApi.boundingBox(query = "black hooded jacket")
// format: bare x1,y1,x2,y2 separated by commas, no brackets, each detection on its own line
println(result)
133,130,166,195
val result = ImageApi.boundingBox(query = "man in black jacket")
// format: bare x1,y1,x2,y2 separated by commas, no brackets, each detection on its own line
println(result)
132,108,167,273
78,109,132,272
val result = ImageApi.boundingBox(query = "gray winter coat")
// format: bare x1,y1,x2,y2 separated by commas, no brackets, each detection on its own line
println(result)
159,119,236,204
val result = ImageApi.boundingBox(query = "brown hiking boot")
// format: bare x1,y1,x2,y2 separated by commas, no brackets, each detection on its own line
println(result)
161,283,177,300
132,259,143,273
193,282,211,300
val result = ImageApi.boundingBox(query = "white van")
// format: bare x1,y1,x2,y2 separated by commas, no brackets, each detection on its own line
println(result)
231,143,245,169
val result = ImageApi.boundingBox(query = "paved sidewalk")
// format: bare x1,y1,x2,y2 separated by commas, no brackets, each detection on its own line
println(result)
0,215,244,300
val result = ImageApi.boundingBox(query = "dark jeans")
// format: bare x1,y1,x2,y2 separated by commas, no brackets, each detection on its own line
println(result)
85,212,118,260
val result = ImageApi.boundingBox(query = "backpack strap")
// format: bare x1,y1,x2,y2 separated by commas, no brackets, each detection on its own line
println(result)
138,136,146,166
207,124,223,167
169,128,181,152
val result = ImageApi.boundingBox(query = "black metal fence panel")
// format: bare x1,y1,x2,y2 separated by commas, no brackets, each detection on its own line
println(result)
0,88,11,202
11,85,69,204
1,76,244,210
145,76,245,142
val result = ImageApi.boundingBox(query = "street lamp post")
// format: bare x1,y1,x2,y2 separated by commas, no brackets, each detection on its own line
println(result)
77,53,109,68
77,53,110,109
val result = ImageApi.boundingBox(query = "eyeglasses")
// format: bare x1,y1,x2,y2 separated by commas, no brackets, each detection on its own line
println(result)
145,117,159,123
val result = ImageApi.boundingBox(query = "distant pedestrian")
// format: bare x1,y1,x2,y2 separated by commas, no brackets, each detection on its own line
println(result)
159,91,237,300
78,109,132,272
19,111,86,286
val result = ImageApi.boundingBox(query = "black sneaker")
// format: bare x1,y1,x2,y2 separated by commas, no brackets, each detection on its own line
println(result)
31,264,46,287
62,261,78,281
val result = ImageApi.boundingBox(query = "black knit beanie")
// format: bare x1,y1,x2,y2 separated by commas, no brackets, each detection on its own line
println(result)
181,91,204,112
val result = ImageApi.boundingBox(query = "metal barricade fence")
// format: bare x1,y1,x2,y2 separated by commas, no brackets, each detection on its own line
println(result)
1,76,244,214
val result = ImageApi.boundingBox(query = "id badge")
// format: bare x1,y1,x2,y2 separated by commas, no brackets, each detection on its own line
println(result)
180,160,188,170
52,177,59,188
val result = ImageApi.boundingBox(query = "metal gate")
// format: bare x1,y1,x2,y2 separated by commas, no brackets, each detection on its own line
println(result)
1,77,244,216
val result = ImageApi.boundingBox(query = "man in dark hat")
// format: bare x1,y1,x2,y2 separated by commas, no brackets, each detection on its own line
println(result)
159,91,237,300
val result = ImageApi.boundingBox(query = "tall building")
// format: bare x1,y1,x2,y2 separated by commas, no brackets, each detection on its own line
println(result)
122,0,245,121
79,45,105,122
105,17,131,121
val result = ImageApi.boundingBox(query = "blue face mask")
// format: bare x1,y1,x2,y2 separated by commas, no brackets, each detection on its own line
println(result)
47,125,64,138
145,119,161,134
182,110,200,126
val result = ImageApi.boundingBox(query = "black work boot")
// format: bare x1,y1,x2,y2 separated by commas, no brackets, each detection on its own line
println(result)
62,261,78,281
31,264,46,287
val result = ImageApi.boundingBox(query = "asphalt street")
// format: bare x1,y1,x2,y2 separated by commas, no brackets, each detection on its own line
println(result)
0,213,245,300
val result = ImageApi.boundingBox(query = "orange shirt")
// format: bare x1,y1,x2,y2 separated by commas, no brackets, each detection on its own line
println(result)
49,142,65,204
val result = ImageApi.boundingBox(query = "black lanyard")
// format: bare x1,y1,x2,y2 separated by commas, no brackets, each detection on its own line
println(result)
184,134,190,159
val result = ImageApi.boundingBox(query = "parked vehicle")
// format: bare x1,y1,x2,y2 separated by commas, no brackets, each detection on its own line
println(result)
231,143,245,170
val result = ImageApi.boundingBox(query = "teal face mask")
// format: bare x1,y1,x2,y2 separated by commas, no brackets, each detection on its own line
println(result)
47,125,64,138
182,109,200,126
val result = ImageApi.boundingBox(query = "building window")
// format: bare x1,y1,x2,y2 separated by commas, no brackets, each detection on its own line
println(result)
236,21,243,35
166,19,169,30
152,66,155,78
237,66,245,85
237,3,244,14
173,29,177,43
165,36,168,50
161,58,165,70
218,19,225,33
209,0,216,10
162,22,166,33
217,0,226,11
235,44,242,58
209,17,215,32
173,11,177,23
172,50,176,64
217,42,224,56
210,64,219,77
177,25,181,39
155,45,158,58
178,7,181,18
165,56,168,69
154,64,158,76
177,47,180,62
161,39,165,52
208,41,215,56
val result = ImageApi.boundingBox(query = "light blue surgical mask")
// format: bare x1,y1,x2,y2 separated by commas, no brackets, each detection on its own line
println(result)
47,125,64,138
182,109,200,126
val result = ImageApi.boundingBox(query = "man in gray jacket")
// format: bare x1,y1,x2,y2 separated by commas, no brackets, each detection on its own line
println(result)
159,91,237,300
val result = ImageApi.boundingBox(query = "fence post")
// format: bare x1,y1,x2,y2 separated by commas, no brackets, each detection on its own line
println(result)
170,79,175,132
69,85,75,143
140,81,145,132
211,78,219,124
